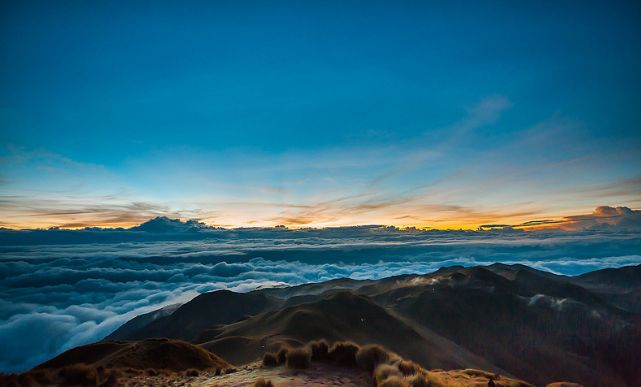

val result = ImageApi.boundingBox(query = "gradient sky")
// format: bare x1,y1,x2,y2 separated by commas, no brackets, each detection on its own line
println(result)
1,1,640,229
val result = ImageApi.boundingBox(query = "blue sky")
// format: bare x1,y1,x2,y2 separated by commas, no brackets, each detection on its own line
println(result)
1,1,640,228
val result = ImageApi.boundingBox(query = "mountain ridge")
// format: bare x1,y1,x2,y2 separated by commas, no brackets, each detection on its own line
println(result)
102,264,641,386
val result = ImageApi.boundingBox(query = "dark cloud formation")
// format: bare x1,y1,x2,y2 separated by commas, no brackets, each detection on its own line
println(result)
561,206,641,230
477,206,641,231
1,215,640,372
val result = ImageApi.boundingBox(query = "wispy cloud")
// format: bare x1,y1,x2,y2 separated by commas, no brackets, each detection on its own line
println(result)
1,96,640,229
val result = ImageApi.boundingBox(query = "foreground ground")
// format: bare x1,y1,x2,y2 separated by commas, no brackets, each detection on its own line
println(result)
74,362,572,387
125,362,371,386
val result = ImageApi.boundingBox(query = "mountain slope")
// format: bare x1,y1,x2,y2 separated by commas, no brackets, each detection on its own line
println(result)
36,339,229,371
200,291,502,374
572,264,641,313
108,290,282,342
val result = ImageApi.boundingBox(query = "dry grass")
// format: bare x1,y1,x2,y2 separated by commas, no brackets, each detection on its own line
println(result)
277,347,289,365
374,363,402,384
328,341,360,367
262,352,279,367
308,339,330,362
357,344,391,373
397,360,420,376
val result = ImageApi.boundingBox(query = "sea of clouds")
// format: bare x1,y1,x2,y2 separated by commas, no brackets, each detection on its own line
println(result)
1,226,640,372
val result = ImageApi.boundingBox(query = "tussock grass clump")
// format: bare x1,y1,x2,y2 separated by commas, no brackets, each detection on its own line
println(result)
328,341,360,367
254,378,275,387
185,368,199,377
257,340,444,387
286,347,312,369
356,344,391,373
277,347,289,365
397,359,420,376
308,339,329,362
262,352,279,367
374,363,402,384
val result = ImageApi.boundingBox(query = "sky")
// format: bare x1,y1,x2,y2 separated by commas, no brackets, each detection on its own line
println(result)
1,1,641,371
1,1,641,229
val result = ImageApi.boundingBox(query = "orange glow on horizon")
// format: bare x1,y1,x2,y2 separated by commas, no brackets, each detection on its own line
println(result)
0,215,571,231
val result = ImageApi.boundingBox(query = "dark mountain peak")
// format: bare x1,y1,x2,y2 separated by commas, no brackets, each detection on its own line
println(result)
119,289,282,342
576,264,641,287
433,265,465,274
486,262,531,271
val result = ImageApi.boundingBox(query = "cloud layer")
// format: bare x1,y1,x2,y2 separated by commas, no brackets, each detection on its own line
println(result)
1,226,640,372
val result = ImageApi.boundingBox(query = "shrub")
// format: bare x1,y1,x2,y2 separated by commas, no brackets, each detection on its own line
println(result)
374,363,402,384
378,375,410,387
356,344,390,373
215,368,222,376
286,347,311,369
254,378,275,387
308,339,329,362
225,367,238,374
328,342,360,367
58,364,98,385
262,352,279,367
277,347,289,365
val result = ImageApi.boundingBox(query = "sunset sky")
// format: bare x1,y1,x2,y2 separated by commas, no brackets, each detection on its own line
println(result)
1,1,640,229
